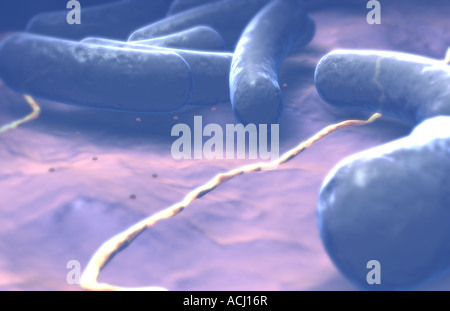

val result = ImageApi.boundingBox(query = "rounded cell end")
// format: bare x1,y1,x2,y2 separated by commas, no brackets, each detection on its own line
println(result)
317,129,450,290
293,15,316,49
128,29,146,42
231,72,283,126
26,11,64,37
313,52,333,105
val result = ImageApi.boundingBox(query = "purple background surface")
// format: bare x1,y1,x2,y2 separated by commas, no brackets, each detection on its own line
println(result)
0,0,449,290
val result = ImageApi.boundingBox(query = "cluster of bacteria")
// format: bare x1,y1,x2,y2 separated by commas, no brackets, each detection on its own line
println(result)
0,0,449,291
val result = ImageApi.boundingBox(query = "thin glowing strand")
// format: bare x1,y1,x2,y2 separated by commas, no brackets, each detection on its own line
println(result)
80,112,382,291
0,95,41,134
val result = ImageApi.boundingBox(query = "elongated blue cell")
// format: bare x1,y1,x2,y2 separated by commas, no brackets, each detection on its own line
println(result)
81,37,232,106
317,116,450,290
128,0,272,49
0,33,193,113
130,26,225,51
229,0,315,125
167,0,364,16
26,0,172,41
315,50,450,124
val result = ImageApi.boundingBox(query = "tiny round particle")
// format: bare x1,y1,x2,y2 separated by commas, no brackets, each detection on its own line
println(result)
129,194,137,200
136,117,142,122
48,168,55,173
92,156,98,161
283,83,288,88
212,107,216,112
173,116,179,121
75,132,80,136
152,173,158,178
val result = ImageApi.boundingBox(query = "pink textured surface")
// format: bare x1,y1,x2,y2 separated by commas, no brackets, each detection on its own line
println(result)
0,1,449,290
